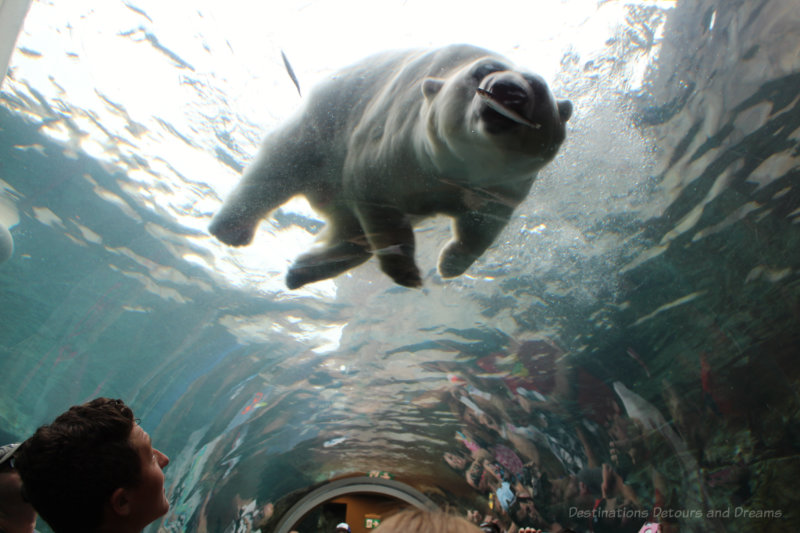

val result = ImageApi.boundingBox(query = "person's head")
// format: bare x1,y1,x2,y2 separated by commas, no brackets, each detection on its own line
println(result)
375,509,483,533
443,451,468,470
512,488,537,521
0,443,37,533
335,522,350,533
14,398,170,533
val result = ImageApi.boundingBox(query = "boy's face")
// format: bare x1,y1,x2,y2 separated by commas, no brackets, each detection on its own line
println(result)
0,468,37,533
125,425,170,528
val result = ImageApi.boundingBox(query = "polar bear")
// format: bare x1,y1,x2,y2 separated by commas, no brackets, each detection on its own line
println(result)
210,44,572,289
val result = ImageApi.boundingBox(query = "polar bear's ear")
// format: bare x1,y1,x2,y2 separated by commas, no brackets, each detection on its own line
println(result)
422,78,445,100
558,99,573,122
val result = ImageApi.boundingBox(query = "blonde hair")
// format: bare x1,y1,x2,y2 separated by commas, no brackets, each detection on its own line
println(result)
375,508,482,533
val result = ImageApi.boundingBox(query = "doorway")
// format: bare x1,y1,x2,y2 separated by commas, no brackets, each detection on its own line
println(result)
272,476,437,533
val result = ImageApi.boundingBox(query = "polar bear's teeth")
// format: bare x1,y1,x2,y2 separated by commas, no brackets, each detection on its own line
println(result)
476,88,541,130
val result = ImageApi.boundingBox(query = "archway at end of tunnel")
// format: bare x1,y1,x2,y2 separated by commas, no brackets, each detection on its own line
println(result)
272,476,438,533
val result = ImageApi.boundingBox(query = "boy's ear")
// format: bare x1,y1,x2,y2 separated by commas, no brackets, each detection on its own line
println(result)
109,487,132,516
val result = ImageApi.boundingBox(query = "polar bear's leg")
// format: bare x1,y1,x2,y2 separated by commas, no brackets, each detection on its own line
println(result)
286,241,371,289
286,211,371,289
210,125,318,247
356,205,422,288
438,208,512,278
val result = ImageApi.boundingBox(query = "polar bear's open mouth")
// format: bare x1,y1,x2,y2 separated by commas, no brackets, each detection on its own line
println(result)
476,86,541,130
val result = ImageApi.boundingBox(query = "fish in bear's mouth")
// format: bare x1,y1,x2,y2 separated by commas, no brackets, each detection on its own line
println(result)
475,86,541,130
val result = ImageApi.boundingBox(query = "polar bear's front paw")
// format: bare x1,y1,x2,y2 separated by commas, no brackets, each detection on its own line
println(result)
209,216,256,247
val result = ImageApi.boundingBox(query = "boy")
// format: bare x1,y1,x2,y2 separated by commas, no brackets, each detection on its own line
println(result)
14,398,169,533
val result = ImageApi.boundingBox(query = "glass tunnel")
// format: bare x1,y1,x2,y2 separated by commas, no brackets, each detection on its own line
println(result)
1,0,799,532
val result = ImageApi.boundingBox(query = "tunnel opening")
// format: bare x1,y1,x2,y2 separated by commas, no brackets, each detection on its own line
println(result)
271,476,437,533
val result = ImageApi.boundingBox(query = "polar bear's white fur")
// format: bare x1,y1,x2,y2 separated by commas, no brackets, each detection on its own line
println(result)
210,44,572,289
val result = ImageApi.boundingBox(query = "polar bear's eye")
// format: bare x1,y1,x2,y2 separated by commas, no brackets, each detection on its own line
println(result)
472,62,507,82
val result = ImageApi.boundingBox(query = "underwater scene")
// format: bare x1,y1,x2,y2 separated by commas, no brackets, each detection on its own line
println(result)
1,0,799,532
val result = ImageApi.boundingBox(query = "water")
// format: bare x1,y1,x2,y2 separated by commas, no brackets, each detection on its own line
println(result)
1,1,799,532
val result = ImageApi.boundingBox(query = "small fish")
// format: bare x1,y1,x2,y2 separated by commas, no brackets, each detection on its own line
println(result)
323,436,347,448
13,144,46,155
700,352,722,415
447,373,466,384
281,50,302,97
613,382,700,477
626,347,652,377
476,87,540,129
122,305,151,314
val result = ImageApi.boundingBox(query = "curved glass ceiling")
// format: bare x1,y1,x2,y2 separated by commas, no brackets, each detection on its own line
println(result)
1,1,798,532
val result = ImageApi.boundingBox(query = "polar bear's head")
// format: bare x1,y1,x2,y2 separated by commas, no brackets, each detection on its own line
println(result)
422,57,572,182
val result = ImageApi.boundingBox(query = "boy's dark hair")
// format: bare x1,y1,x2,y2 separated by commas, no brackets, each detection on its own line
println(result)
14,398,141,533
